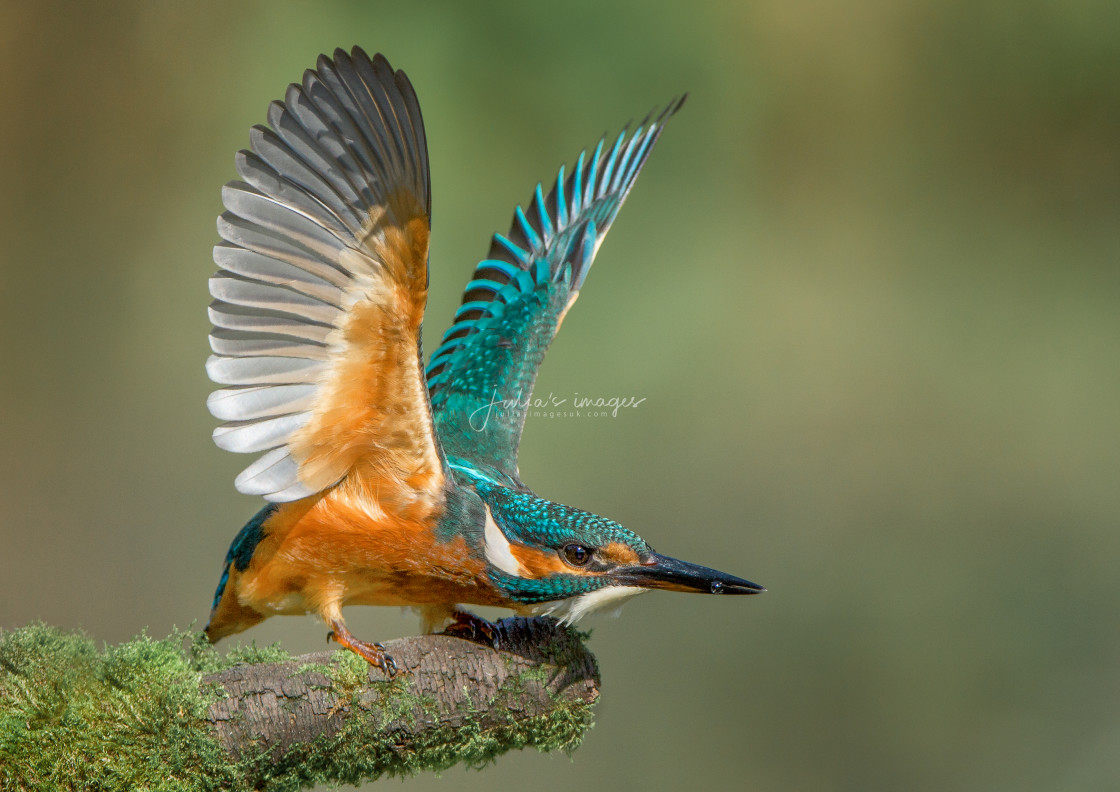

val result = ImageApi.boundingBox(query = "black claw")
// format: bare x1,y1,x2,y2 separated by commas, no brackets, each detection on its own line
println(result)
442,611,500,648
376,652,398,677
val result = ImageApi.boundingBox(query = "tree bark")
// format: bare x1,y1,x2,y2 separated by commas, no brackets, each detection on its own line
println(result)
204,616,600,788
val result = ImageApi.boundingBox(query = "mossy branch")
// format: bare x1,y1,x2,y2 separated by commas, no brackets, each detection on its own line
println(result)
0,618,599,791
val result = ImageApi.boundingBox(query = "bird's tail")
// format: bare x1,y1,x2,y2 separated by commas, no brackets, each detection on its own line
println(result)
204,566,265,643
203,504,276,642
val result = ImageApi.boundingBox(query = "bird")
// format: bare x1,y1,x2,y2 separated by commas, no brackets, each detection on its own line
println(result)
203,46,764,674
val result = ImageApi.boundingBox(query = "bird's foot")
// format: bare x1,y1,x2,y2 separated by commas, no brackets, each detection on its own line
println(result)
327,619,399,677
441,609,500,648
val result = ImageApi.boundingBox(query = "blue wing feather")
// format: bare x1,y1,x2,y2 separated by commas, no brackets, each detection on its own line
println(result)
571,153,585,216
427,97,685,480
553,165,569,227
534,184,553,240
514,206,542,250
493,234,530,264
598,130,626,199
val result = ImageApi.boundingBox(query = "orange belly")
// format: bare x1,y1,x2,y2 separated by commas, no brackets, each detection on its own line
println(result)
233,489,506,620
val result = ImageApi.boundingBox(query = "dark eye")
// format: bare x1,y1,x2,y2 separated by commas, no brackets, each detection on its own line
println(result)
562,543,593,567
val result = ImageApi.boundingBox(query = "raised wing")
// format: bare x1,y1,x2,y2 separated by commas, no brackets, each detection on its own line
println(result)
426,98,684,481
207,47,444,506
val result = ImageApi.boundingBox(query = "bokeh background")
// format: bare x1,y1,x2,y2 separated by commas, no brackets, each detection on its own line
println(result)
2,1,1118,789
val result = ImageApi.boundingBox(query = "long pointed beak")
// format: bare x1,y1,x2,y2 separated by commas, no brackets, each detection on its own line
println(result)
615,552,765,595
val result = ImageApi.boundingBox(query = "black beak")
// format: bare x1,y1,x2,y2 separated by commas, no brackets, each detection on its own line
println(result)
615,552,765,595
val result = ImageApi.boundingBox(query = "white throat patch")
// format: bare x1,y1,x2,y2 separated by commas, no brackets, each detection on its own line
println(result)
537,585,645,625
483,505,523,576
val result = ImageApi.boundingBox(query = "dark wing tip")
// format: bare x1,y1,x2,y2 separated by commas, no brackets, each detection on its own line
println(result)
339,47,408,82
325,46,395,73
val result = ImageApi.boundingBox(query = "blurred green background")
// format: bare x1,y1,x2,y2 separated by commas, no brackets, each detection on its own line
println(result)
2,1,1118,789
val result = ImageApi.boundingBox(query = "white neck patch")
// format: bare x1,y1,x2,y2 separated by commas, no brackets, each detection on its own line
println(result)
483,504,524,576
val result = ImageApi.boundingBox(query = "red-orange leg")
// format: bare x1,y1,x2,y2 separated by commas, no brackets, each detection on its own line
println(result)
328,619,399,676
441,609,500,648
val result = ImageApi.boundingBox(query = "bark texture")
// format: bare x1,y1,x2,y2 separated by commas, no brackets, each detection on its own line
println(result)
204,616,600,787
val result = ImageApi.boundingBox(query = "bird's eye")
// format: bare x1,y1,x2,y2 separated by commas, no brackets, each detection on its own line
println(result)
562,544,593,567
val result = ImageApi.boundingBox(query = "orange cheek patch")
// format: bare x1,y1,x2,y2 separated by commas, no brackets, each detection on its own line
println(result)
510,544,588,577
509,541,640,577
598,541,641,566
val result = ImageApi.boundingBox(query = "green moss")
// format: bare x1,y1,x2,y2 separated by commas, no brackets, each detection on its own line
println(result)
0,623,241,792
321,645,370,692
366,674,437,728
183,629,288,675
222,641,292,667
291,661,334,680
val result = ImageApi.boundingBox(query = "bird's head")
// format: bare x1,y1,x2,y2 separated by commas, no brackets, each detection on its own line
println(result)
476,485,764,622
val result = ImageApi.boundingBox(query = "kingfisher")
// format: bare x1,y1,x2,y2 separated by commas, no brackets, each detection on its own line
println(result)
203,47,763,674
